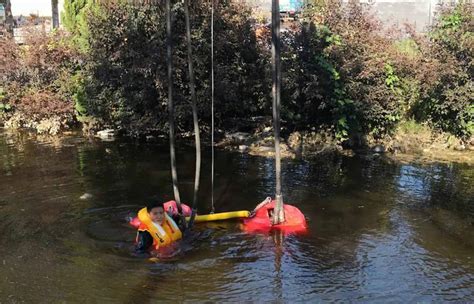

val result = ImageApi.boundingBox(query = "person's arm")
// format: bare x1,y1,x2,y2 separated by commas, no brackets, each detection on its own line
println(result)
171,214,186,232
135,230,154,254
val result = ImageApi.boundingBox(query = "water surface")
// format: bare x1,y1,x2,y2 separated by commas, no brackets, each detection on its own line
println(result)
0,130,473,302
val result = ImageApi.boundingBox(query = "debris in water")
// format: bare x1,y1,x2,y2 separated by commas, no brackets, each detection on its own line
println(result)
80,193,93,200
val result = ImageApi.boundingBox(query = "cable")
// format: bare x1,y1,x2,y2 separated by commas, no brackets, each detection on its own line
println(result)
166,0,184,220
211,0,215,214
184,0,202,229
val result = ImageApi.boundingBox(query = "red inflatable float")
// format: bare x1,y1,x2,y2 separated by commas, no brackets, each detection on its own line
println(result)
243,199,307,234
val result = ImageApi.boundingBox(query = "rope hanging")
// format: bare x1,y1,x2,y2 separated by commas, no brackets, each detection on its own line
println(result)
271,0,285,225
210,0,215,214
166,0,185,222
184,0,202,229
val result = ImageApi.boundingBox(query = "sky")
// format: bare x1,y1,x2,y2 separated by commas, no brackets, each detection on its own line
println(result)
10,0,64,17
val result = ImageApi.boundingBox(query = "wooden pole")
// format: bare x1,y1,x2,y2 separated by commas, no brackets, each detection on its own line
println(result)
271,0,285,225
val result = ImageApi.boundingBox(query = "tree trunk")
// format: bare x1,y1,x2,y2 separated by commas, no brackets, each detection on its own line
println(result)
5,0,14,36
52,0,59,29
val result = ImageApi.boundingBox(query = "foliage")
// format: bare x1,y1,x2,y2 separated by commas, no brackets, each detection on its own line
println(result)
280,1,404,140
62,0,90,32
0,87,11,113
0,37,18,115
62,0,94,53
0,31,79,127
279,22,346,138
81,1,269,133
413,3,474,138
81,3,165,131
0,1,471,142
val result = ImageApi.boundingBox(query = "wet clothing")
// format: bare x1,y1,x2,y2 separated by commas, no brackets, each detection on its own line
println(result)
135,230,154,254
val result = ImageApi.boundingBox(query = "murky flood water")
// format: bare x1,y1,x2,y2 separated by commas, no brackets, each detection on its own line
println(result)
0,130,473,302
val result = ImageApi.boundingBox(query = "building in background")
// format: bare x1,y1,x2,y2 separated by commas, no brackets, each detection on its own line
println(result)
5,0,65,43
357,0,467,31
242,0,470,32
0,4,5,23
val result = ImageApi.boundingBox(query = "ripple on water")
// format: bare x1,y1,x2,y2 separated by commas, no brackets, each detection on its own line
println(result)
1,130,474,302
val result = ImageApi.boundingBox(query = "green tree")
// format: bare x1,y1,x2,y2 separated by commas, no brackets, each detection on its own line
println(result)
414,3,474,138
62,0,90,32
62,0,94,52
81,1,269,134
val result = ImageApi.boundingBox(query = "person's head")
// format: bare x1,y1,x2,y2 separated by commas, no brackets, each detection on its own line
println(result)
147,202,165,224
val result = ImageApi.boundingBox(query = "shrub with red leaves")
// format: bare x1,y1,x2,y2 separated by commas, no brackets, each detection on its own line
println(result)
1,30,80,128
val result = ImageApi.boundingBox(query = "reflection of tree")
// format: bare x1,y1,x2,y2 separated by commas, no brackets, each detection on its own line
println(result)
75,142,176,208
206,152,399,287
401,162,474,250
0,131,29,175
393,160,474,289
0,131,13,174
424,163,474,216
0,132,84,239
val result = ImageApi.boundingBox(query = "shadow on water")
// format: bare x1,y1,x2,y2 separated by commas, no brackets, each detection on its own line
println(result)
0,130,473,302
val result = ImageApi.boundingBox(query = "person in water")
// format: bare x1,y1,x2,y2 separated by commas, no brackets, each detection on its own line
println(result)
135,202,183,254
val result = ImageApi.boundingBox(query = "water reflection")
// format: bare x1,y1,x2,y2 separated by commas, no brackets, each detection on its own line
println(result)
0,130,473,302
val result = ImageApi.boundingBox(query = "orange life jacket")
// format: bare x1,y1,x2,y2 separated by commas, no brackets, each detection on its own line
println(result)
136,207,182,250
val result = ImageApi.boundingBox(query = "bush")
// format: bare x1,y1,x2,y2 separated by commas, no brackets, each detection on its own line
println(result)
280,23,340,131
325,1,405,139
0,31,79,132
2,0,470,143
280,1,404,141
414,3,474,138
80,1,269,134
62,0,93,52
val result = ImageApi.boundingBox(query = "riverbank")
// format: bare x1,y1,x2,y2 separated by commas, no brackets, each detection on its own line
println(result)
1,112,473,164
215,122,474,165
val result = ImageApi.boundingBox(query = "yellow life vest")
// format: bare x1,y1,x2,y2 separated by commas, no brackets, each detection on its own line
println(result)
137,207,182,249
